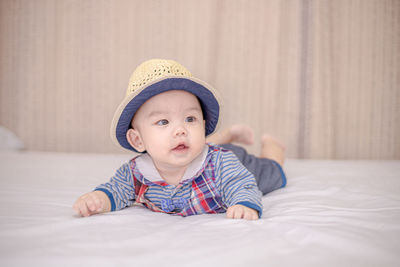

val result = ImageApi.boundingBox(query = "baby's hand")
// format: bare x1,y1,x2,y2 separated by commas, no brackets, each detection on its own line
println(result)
73,191,111,217
226,204,259,220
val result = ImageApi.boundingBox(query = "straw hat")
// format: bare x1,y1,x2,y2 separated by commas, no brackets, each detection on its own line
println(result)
111,59,221,152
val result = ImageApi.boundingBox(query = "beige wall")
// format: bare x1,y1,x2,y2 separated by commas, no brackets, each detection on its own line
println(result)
0,0,399,159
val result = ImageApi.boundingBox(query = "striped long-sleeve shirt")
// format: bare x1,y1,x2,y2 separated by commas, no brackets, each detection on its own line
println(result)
95,144,263,217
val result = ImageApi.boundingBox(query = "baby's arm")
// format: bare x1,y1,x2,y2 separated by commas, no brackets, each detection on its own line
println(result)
73,162,136,217
73,191,111,217
216,149,263,220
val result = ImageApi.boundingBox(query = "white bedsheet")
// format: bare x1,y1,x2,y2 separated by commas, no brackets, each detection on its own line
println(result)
0,151,399,266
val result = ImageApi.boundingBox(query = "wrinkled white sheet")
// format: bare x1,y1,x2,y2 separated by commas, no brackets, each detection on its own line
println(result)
0,151,399,267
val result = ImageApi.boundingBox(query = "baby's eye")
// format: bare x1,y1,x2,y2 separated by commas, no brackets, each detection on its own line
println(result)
185,116,196,123
156,119,169,126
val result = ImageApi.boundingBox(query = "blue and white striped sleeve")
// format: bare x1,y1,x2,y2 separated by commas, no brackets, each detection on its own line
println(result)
215,149,263,217
94,163,136,212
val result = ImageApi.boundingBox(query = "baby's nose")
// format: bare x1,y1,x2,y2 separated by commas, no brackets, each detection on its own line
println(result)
174,125,187,136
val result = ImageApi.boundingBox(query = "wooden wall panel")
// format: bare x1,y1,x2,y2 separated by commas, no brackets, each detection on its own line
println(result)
205,0,301,157
308,0,400,159
0,0,399,159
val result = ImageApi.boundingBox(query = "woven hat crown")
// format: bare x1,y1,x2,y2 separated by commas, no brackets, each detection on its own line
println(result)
126,59,193,95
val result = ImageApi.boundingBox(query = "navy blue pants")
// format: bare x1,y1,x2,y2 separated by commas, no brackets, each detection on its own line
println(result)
221,144,286,195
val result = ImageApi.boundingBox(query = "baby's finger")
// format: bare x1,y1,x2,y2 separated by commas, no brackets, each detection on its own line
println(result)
244,211,257,220
80,202,92,217
226,207,233,218
233,207,244,219
93,196,104,212
243,211,252,220
87,195,102,213
253,211,259,220
85,198,95,212
72,201,80,214
73,201,87,217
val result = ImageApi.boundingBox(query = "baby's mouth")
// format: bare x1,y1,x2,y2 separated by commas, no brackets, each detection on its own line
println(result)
173,143,188,151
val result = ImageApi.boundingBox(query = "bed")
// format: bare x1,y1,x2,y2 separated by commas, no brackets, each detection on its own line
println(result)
0,150,399,266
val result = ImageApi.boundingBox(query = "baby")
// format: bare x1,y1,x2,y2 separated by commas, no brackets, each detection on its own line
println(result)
73,59,286,220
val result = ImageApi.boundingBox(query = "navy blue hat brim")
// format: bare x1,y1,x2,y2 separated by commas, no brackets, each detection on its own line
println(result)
114,78,220,152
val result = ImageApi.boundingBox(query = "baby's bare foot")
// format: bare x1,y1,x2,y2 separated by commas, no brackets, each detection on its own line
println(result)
206,124,254,145
261,135,286,165
230,124,254,145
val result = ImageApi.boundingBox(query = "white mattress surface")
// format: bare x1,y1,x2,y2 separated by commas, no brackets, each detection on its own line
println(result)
0,151,399,266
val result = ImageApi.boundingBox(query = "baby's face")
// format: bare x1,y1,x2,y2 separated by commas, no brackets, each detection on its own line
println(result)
129,90,206,170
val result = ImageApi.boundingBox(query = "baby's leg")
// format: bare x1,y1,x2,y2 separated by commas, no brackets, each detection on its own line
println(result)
222,141,287,195
206,124,254,145
260,135,286,166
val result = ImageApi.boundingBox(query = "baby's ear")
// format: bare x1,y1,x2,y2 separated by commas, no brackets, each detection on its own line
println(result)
126,128,145,152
